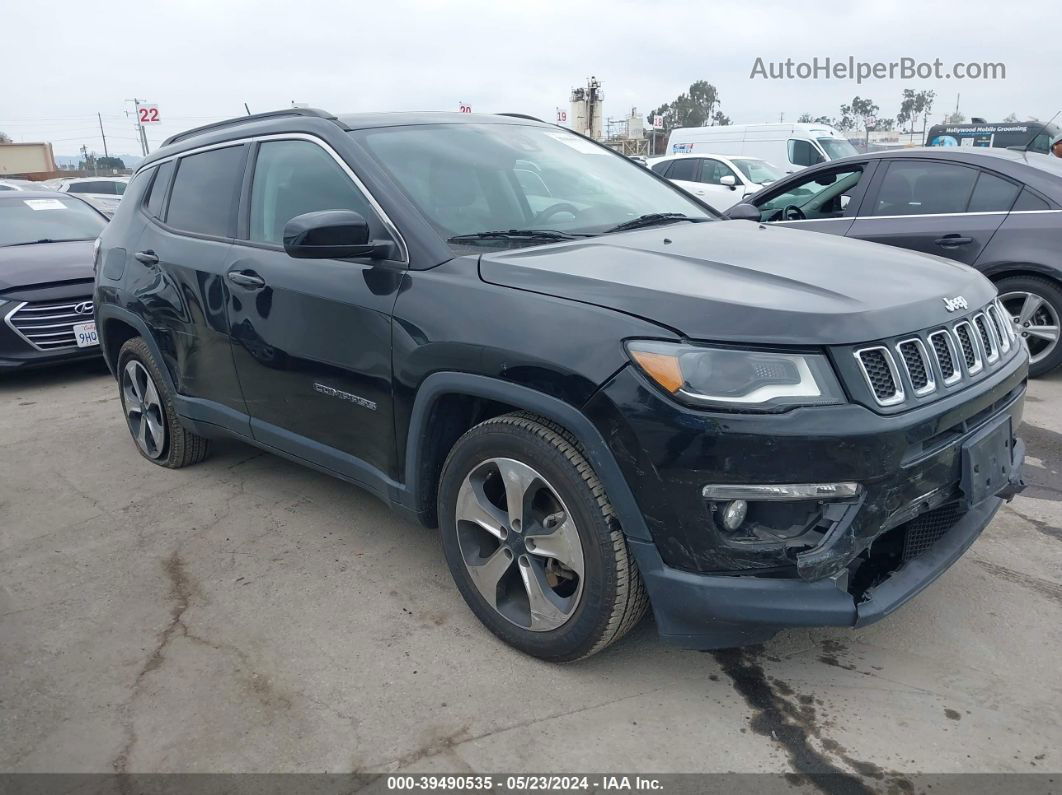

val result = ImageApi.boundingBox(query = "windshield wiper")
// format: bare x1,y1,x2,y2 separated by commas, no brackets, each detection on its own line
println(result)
1,238,89,247
447,229,585,244
604,213,706,234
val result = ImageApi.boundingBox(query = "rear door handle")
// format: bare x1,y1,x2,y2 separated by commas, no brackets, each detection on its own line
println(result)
134,250,159,265
934,235,973,248
227,270,266,289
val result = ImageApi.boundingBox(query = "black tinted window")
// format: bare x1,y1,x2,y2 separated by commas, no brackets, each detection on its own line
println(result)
667,158,697,181
144,161,174,219
650,161,670,176
248,140,380,245
67,180,120,195
788,139,825,167
166,146,244,237
967,171,1020,213
1012,187,1051,211
871,161,977,216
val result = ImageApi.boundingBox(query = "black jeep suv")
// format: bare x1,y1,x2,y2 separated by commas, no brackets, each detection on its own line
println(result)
94,109,1028,661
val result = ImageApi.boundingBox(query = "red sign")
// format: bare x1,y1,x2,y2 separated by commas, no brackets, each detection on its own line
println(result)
138,105,160,124
458,103,472,113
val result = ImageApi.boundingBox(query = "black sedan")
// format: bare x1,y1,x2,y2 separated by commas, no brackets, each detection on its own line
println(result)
0,192,108,370
725,147,1062,376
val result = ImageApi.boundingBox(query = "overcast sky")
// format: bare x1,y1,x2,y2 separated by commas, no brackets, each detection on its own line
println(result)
3,0,1058,157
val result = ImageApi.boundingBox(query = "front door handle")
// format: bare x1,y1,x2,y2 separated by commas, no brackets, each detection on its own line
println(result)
134,250,159,265
935,235,974,248
227,270,266,289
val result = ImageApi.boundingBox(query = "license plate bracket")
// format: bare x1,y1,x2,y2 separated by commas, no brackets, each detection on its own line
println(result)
960,415,1014,509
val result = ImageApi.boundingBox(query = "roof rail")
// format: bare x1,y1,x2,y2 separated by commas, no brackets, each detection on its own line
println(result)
161,108,342,147
497,113,546,123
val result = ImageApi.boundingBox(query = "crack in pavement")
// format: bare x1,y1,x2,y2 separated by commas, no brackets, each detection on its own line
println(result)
111,550,195,777
373,686,667,772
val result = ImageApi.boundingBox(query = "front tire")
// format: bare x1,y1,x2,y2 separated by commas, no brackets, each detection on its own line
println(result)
996,275,1062,377
117,337,209,468
438,412,648,662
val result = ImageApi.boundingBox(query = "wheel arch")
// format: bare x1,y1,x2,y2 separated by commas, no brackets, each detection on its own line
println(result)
981,262,1062,286
97,305,176,393
402,372,651,541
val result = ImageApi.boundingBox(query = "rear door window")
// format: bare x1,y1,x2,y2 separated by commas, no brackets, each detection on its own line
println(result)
869,161,978,216
165,145,246,237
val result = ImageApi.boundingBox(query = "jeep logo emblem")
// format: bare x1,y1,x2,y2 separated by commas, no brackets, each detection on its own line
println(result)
942,296,968,312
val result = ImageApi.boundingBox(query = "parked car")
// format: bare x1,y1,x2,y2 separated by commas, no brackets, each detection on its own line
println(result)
926,120,1060,155
56,176,129,217
666,122,858,173
725,147,1062,376
96,109,1026,661
648,153,783,212
0,192,107,370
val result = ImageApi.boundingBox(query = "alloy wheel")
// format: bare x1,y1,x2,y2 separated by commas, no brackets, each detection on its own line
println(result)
121,360,166,459
1000,290,1060,366
454,457,585,632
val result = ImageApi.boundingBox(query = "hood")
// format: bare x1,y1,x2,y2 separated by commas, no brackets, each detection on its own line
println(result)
0,239,95,294
479,221,996,346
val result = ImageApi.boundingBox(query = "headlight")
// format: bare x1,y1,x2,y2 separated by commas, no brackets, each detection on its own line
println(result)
626,340,845,411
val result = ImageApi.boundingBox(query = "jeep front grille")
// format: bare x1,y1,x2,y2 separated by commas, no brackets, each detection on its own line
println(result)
5,298,93,351
851,299,1020,408
854,347,904,405
896,338,934,395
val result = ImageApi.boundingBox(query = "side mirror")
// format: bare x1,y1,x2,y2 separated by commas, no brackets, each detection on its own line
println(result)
720,174,737,189
726,203,761,222
283,210,380,259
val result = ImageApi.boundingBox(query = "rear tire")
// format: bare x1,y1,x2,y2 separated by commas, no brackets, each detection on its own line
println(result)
996,275,1062,378
438,412,648,662
117,337,209,468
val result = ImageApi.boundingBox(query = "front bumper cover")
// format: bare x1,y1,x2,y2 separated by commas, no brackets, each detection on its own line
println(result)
628,437,1024,649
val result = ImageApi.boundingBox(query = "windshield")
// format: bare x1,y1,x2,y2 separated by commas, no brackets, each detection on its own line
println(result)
355,123,713,250
0,196,106,247
732,159,783,184
817,138,858,160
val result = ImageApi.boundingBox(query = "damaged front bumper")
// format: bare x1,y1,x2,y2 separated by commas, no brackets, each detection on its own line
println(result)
584,337,1028,649
628,488,1008,649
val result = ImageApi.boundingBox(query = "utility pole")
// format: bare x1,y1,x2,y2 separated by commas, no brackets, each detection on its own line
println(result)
97,112,109,159
125,98,150,156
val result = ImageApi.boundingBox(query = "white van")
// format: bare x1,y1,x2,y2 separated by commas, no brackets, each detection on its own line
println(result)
665,123,858,174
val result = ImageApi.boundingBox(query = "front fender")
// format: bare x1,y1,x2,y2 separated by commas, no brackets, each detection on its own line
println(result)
401,371,652,541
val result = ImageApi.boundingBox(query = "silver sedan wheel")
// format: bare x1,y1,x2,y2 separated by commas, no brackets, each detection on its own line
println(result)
454,457,585,632
1000,290,1060,366
121,360,166,459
